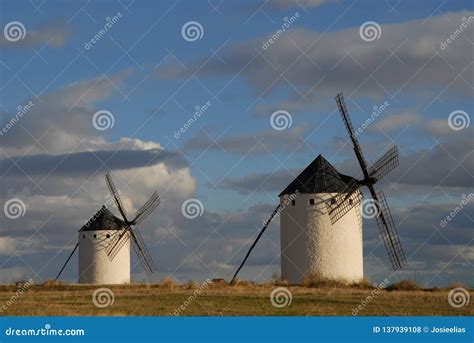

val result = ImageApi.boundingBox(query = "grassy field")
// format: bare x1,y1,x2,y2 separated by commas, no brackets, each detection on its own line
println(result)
0,281,472,316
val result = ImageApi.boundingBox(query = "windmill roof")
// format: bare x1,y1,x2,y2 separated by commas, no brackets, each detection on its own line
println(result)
279,154,355,196
79,206,127,231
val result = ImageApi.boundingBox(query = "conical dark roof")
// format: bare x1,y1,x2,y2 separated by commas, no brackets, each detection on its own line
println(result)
279,155,354,196
79,206,127,231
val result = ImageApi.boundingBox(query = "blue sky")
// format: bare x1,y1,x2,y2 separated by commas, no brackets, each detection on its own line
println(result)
0,0,473,288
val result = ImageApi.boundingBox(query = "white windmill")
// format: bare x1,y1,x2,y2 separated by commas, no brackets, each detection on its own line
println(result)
278,154,363,283
55,172,160,284
231,93,406,284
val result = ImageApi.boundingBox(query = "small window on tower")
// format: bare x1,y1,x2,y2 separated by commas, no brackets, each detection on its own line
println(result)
309,199,315,205
83,234,85,239
291,199,296,206
93,234,97,239
349,199,353,206
106,234,110,238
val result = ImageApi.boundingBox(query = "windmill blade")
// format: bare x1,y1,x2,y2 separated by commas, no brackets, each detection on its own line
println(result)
106,228,131,261
336,93,358,141
335,93,369,174
231,205,281,283
107,224,156,274
325,179,363,224
95,230,122,251
131,191,161,225
105,172,129,222
368,145,399,181
129,226,156,275
373,190,407,270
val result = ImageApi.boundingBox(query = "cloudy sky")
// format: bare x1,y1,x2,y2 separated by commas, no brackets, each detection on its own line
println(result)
0,0,472,287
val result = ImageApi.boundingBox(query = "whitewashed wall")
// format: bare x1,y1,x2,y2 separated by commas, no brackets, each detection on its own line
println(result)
78,230,130,284
280,193,363,284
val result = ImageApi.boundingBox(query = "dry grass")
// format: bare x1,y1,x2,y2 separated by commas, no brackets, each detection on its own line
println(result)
42,279,64,288
302,274,345,288
386,279,421,291
0,281,472,316
160,277,177,290
301,274,372,289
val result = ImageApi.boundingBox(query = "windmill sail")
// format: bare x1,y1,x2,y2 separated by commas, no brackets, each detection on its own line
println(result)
105,172,128,221
331,93,407,271
106,190,161,260
335,93,369,175
129,226,156,275
326,179,363,224
132,191,161,225
106,229,130,260
104,172,159,275
368,146,399,181
373,191,406,270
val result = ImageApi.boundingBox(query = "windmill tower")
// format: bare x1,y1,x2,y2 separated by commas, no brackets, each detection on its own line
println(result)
78,207,131,284
278,155,363,284
55,172,160,284
231,93,406,284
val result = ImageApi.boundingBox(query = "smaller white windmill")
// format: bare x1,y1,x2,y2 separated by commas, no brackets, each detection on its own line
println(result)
55,172,160,284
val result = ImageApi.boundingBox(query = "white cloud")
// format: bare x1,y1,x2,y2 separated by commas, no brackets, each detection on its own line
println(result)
373,112,421,132
0,71,130,156
0,267,30,283
0,21,70,49
267,0,336,9
0,237,17,256
156,11,473,104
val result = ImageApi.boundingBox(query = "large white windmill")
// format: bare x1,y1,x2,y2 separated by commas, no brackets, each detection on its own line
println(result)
278,155,363,283
231,93,406,284
55,172,160,284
